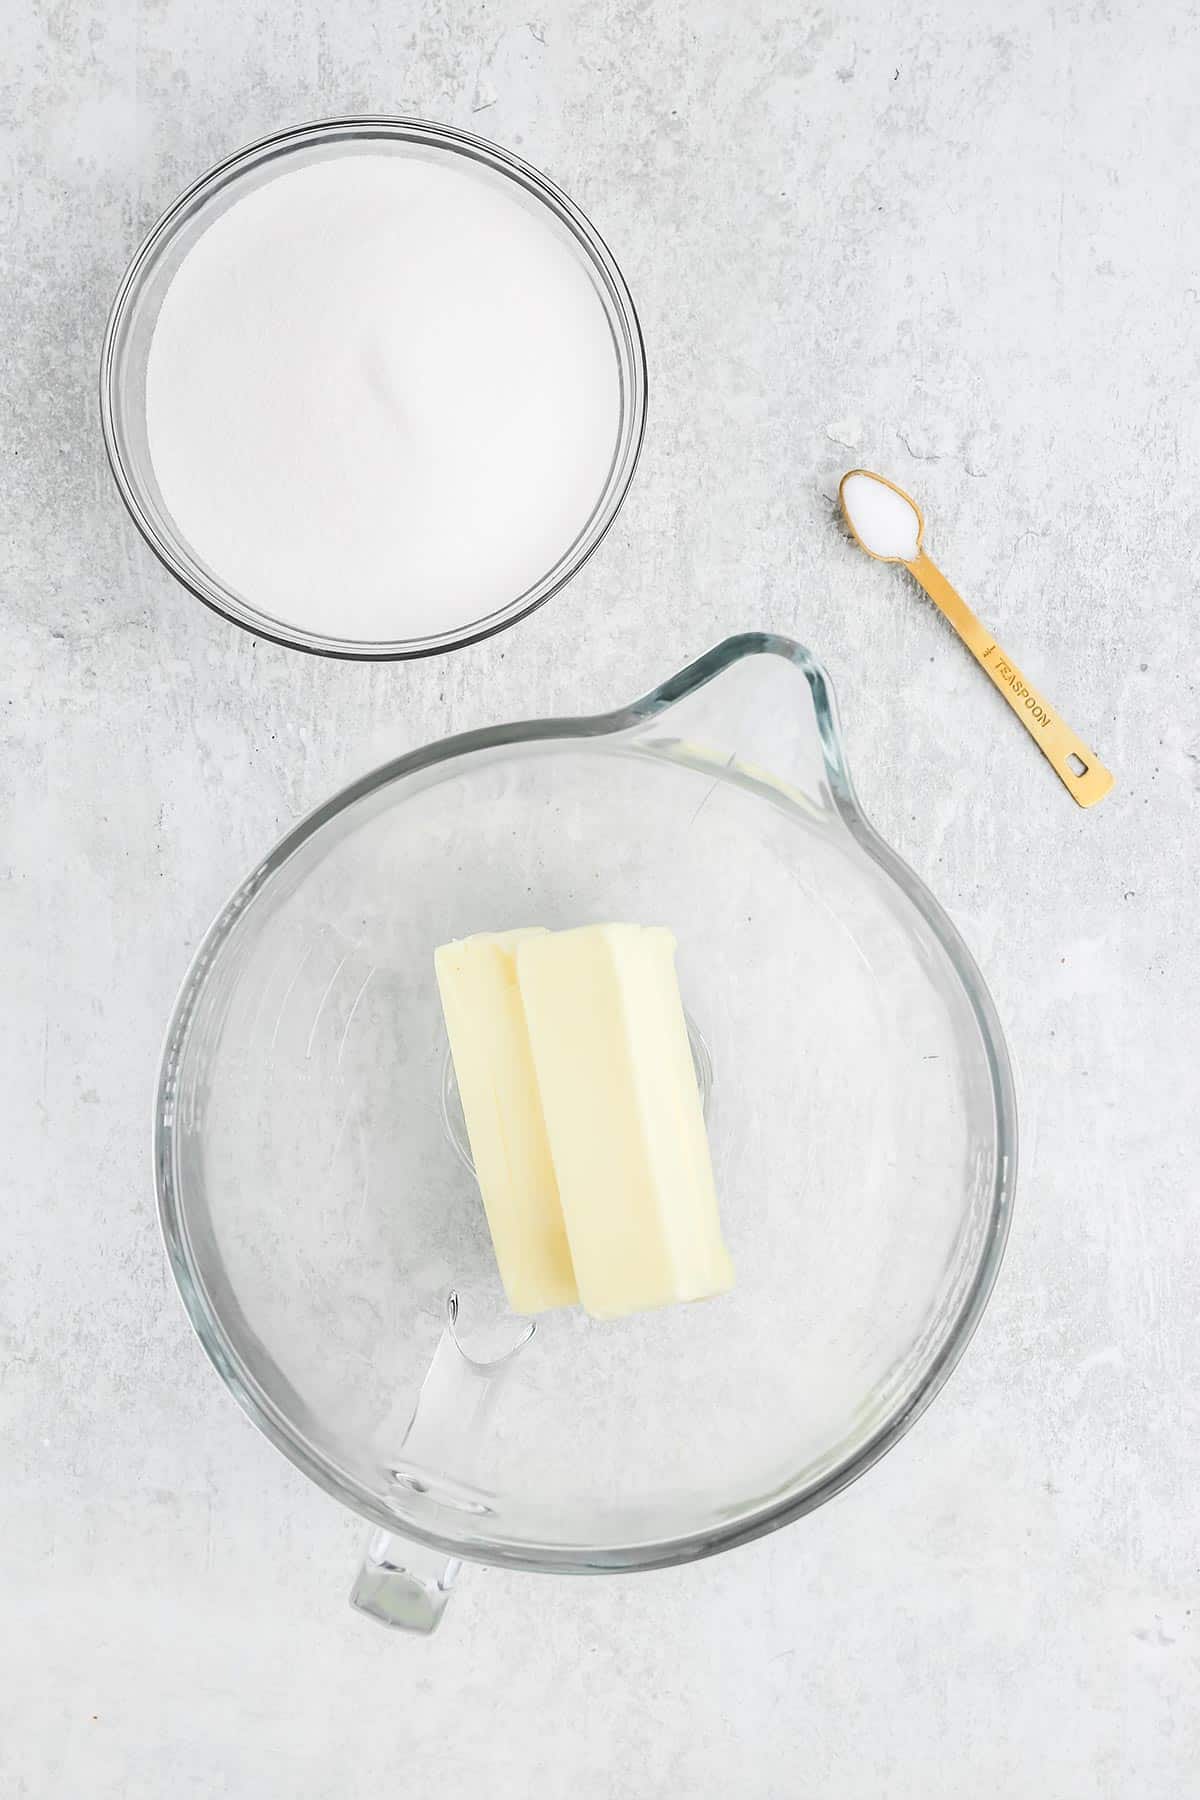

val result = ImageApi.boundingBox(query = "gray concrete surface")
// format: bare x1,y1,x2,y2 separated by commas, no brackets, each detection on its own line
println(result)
4,2,1198,1795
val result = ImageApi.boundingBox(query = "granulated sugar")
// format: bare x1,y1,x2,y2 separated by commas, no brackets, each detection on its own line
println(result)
146,153,622,646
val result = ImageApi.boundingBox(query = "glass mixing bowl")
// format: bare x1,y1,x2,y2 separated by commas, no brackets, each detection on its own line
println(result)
155,635,1016,1628
100,116,646,659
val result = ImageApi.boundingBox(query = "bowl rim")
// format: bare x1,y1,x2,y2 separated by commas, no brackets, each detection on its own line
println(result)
153,633,1018,1573
99,113,648,661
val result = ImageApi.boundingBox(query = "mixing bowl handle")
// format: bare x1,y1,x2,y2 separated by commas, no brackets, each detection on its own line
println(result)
348,1291,535,1634
350,1530,463,1633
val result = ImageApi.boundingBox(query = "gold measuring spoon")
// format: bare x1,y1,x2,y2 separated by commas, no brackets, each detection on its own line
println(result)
839,469,1114,809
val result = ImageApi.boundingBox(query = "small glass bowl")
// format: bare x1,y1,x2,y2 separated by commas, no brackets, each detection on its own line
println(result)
100,116,647,660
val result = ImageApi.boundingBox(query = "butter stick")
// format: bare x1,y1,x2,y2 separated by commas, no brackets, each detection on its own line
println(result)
434,930,578,1314
516,924,733,1321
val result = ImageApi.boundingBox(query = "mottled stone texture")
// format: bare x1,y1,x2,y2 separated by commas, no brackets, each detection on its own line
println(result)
3,2,1197,1795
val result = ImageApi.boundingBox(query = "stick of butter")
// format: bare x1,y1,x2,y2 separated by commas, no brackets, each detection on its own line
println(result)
516,925,734,1321
434,930,578,1314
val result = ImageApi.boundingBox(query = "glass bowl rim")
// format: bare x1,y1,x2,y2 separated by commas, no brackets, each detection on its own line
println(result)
153,633,1018,1572
99,113,649,661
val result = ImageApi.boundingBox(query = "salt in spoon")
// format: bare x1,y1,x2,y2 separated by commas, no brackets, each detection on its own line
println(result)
839,469,1114,808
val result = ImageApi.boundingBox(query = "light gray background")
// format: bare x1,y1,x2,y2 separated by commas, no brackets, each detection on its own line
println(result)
4,2,1198,1795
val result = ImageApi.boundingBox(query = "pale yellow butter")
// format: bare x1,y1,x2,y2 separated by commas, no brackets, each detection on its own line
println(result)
434,930,578,1314
516,924,733,1321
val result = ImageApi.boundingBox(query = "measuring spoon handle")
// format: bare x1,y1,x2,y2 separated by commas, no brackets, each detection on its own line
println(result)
906,551,1114,809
